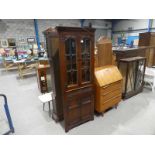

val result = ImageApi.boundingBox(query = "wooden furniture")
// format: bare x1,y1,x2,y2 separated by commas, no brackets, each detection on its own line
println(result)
113,47,147,63
44,26,95,132
96,37,113,67
95,65,123,114
37,64,51,93
2,57,17,71
139,32,155,67
13,59,38,79
118,56,146,99
94,47,98,67
39,58,49,65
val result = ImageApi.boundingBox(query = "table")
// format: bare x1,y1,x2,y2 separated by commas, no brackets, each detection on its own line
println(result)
113,46,155,67
12,57,49,78
13,59,39,78
2,57,17,71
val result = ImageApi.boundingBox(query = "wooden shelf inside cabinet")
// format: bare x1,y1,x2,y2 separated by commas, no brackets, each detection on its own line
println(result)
43,26,95,132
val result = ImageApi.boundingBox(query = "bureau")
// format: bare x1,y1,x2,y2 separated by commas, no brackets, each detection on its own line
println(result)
95,65,123,114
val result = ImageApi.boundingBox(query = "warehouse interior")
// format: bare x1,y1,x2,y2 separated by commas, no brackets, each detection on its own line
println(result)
0,19,155,135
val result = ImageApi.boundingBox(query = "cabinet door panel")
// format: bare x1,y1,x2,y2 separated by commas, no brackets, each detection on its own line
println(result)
66,88,93,127
66,97,80,125
60,35,80,90
79,36,94,85
81,96,92,121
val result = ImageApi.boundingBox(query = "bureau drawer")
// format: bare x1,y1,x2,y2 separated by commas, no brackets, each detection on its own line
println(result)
100,95,122,112
100,80,122,94
100,88,122,103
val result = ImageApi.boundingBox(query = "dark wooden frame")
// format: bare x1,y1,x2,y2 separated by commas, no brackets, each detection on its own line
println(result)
118,57,146,99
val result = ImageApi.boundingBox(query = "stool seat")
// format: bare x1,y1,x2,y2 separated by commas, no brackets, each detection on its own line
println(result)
38,92,53,103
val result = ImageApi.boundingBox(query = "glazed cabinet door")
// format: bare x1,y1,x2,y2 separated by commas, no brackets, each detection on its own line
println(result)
79,36,94,86
60,35,80,91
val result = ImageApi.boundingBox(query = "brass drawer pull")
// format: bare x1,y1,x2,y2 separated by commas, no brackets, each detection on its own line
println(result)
68,104,80,110
102,85,109,88
81,100,91,105
103,95,121,104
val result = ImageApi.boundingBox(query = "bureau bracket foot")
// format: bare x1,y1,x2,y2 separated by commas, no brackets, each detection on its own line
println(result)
101,112,104,117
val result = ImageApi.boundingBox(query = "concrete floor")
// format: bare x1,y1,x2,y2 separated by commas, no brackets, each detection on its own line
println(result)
0,67,155,135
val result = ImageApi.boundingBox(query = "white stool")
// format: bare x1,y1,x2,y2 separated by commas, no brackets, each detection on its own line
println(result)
38,92,54,117
144,67,155,92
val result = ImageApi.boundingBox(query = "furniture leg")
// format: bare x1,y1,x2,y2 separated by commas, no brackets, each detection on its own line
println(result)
114,104,118,109
101,112,104,117
43,103,45,111
124,62,129,97
48,101,51,117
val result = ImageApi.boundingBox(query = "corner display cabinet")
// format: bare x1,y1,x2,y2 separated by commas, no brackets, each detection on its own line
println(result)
44,26,95,132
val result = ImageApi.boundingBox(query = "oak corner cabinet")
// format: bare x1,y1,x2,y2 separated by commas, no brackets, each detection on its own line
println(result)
43,26,95,132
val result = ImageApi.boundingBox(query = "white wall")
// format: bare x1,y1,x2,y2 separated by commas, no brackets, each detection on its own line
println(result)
113,19,148,31
0,19,35,39
0,19,111,43
38,19,112,41
112,19,155,39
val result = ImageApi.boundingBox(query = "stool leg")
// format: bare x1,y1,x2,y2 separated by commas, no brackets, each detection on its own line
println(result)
43,103,45,111
48,101,51,117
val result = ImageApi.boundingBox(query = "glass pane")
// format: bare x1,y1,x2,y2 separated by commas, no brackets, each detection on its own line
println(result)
81,38,91,83
65,38,77,86
82,68,90,82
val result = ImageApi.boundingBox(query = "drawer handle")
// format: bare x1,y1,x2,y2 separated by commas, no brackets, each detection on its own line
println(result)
81,100,91,105
103,85,109,88
103,95,121,104
101,89,121,96
68,104,80,110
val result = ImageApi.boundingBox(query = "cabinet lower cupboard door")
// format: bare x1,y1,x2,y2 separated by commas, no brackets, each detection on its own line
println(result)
81,96,93,121
65,92,94,132
67,98,81,126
